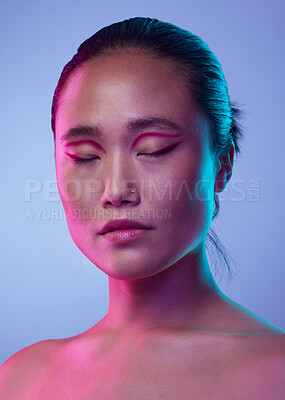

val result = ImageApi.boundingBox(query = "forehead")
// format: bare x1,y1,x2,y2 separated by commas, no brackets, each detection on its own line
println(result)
55,51,208,146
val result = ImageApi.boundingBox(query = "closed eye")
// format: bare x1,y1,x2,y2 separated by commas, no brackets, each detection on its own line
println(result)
139,142,181,158
66,153,100,165
66,142,181,165
73,157,99,164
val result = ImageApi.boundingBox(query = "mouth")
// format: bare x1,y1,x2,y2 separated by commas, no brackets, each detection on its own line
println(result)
108,228,140,232
100,227,152,243
99,219,153,235
109,228,129,232
102,227,153,235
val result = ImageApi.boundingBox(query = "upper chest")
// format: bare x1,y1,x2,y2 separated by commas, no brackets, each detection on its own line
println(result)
32,333,284,400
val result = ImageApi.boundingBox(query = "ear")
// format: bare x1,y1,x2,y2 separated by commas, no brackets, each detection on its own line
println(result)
214,142,235,193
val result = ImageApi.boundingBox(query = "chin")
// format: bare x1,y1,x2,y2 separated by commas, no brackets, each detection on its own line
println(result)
94,258,164,281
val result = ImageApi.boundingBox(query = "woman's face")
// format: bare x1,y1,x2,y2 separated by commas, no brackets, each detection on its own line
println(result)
55,51,219,280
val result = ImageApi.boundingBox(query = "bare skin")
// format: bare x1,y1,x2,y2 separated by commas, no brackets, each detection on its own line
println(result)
0,316,285,399
1,50,284,398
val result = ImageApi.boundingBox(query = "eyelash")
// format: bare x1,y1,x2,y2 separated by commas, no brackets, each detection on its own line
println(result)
71,144,178,165
141,145,176,159
72,157,99,165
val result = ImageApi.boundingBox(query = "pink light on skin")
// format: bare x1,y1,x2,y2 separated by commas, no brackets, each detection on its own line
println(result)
55,51,236,343
63,139,106,152
130,132,182,149
63,132,182,152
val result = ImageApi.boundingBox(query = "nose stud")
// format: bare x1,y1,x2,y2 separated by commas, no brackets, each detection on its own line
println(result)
130,189,135,193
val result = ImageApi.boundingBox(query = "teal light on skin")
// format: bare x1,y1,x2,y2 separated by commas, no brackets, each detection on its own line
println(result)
54,53,285,391
54,50,234,340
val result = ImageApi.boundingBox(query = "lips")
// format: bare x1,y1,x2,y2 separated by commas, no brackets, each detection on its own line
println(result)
99,219,152,234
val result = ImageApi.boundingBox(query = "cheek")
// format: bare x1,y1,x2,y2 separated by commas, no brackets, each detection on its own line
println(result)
56,174,89,244
163,155,214,246
56,168,99,255
57,166,99,212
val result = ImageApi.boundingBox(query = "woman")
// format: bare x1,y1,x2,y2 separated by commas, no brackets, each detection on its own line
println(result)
1,16,284,399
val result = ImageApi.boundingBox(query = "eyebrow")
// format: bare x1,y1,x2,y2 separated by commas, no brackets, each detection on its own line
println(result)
59,116,183,144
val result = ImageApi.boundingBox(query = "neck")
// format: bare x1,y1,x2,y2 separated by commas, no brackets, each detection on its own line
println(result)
104,241,225,337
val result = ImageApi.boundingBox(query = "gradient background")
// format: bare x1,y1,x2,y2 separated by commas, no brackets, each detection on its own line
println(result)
1,0,284,365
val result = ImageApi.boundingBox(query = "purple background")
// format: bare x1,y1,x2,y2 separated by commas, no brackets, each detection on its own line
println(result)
1,0,284,365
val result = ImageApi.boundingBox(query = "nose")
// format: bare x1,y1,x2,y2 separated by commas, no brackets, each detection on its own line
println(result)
100,153,139,207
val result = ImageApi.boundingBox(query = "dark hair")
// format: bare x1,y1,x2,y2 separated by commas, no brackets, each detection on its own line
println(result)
51,16,244,284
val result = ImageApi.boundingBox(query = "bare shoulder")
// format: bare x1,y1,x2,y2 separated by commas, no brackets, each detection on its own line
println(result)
233,332,285,398
251,332,285,369
256,334,285,398
0,339,62,400
260,333,285,379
